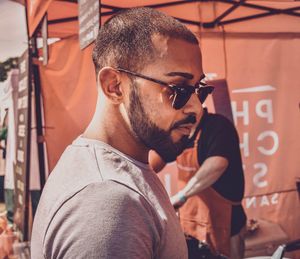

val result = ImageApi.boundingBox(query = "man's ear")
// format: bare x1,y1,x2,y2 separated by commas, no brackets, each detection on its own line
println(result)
98,67,122,104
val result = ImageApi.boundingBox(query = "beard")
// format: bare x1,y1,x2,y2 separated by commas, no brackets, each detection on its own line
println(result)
127,81,195,162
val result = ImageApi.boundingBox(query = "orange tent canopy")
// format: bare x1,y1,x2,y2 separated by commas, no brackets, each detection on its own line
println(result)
25,0,300,38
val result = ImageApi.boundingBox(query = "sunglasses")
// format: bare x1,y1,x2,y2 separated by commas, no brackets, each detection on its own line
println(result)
117,68,214,110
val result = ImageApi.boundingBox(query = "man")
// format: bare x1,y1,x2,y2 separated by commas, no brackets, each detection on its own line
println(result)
150,109,247,259
31,7,213,259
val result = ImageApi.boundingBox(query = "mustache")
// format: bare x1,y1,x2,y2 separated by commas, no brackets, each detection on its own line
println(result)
171,115,197,130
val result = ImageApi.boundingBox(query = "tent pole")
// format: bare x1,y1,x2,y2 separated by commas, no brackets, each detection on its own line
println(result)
31,36,46,193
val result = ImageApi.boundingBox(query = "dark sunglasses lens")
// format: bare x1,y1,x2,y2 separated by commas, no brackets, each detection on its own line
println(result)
172,92,192,110
198,87,213,103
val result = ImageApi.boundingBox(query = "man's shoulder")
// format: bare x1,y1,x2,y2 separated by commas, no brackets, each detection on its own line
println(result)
53,180,153,216
31,180,158,259
34,140,164,227
36,142,153,220
43,143,101,202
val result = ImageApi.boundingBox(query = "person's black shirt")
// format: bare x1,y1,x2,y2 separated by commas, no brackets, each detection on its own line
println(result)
188,111,247,235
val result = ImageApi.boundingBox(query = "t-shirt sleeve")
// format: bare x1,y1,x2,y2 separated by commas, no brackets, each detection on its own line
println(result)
199,115,239,162
43,181,161,259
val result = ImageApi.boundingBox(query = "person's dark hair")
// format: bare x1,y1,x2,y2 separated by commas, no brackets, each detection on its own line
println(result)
92,7,199,75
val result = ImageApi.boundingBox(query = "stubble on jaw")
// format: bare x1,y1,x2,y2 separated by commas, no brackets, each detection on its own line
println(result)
127,82,190,162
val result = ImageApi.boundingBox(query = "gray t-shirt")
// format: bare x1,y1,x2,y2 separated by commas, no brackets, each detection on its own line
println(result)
31,137,187,259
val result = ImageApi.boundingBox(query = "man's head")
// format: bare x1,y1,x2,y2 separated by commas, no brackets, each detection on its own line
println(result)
92,7,208,161
92,7,199,74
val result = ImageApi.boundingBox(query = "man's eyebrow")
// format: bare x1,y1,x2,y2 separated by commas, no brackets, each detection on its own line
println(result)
164,72,206,81
164,72,194,80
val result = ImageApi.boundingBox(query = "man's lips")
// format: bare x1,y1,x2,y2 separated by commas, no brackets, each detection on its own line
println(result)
171,115,196,130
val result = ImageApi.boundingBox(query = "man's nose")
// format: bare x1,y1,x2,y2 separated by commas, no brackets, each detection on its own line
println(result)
182,92,202,116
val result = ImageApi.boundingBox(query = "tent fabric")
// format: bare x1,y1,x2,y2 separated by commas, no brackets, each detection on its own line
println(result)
192,32,300,257
38,37,97,171
24,0,300,38
201,33,300,195
26,0,52,36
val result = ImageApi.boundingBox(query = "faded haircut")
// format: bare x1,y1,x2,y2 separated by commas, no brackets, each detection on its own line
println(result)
92,7,199,74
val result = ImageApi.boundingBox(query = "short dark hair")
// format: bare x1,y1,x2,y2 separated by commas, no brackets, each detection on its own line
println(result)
92,7,199,74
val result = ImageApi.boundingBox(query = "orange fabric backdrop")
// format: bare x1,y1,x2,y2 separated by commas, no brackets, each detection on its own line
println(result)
38,37,97,170
201,32,300,257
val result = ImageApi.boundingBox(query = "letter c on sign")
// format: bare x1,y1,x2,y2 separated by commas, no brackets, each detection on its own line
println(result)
257,130,279,156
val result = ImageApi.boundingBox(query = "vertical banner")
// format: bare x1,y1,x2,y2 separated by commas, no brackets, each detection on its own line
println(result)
14,49,31,241
78,0,99,50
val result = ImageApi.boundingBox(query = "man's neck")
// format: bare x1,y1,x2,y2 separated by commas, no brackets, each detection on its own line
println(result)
83,105,149,164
